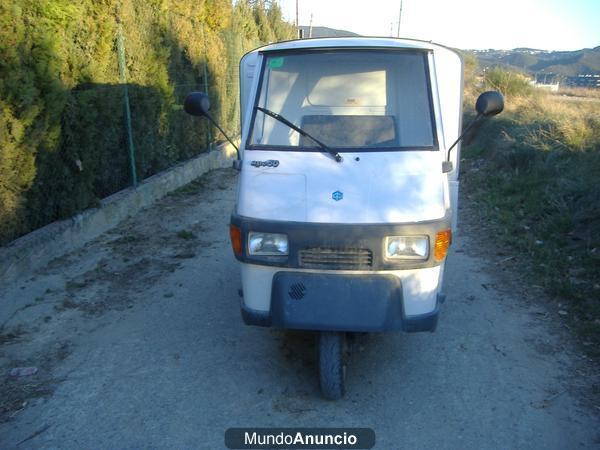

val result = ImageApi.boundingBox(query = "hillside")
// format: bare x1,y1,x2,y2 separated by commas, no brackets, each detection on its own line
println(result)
298,25,359,38
291,35,599,76
472,46,600,75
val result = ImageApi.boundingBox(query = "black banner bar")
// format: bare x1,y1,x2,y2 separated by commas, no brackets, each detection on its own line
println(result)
225,428,375,449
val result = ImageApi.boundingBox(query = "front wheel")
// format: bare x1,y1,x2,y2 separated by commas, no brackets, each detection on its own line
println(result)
318,331,346,400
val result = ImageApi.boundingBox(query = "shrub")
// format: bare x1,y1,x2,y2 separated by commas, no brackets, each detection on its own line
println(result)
482,66,534,98
0,0,294,244
462,82,600,354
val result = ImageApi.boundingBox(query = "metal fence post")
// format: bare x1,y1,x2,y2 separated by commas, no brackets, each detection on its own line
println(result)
116,23,138,187
201,24,212,150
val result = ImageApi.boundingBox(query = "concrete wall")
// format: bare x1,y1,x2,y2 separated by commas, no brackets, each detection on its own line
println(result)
0,143,238,284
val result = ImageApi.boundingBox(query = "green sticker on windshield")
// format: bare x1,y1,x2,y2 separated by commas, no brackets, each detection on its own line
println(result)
268,57,284,69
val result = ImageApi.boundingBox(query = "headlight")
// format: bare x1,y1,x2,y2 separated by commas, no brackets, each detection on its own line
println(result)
385,236,429,260
248,232,288,256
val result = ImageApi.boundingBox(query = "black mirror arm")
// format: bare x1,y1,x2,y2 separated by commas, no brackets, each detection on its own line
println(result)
204,113,240,160
446,113,483,162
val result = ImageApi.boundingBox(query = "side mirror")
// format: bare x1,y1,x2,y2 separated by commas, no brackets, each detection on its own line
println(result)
184,92,211,116
183,91,241,163
443,91,505,173
475,91,504,117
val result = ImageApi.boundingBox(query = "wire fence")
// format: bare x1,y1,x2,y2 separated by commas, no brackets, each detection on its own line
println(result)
0,1,293,245
62,30,250,206
111,26,245,190
1,27,246,244
63,81,240,199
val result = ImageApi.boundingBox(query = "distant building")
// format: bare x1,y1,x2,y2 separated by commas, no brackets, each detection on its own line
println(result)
565,74,600,89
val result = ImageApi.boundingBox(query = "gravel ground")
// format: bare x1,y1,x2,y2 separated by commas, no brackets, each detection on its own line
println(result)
0,168,598,449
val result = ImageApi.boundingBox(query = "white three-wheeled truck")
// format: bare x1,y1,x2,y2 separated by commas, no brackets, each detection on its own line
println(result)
184,37,503,399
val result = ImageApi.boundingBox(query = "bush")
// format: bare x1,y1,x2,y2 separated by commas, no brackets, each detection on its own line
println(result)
462,83,600,354
0,0,294,244
482,67,534,98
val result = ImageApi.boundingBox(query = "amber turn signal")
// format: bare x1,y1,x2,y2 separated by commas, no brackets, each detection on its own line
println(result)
229,224,242,257
434,229,452,261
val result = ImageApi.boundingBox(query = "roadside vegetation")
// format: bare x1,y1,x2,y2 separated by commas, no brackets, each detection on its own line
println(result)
0,0,294,245
461,57,600,355
557,86,600,99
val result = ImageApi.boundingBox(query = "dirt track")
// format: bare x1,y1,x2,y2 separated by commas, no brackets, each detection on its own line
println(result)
1,168,598,449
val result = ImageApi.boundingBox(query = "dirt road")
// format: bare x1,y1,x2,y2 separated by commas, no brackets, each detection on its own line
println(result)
1,168,598,449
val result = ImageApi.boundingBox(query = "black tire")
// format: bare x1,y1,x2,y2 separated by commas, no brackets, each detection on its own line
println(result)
318,331,346,400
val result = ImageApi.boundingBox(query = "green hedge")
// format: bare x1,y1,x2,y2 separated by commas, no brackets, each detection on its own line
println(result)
0,0,294,244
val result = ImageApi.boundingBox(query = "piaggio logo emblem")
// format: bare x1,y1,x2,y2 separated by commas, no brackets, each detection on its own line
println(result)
250,160,279,168
332,191,343,201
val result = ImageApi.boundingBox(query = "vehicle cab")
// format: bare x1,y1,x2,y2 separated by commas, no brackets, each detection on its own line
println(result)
184,37,503,399
232,37,463,333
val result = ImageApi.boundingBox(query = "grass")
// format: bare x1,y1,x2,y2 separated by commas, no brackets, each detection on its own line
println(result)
557,86,600,99
0,378,53,424
167,178,208,197
0,326,27,345
65,280,87,290
176,230,195,240
55,299,79,311
462,74,600,357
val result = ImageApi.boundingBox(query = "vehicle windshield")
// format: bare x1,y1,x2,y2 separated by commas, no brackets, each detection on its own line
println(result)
248,50,436,151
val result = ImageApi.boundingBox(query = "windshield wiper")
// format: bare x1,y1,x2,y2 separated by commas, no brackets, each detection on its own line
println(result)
255,107,342,163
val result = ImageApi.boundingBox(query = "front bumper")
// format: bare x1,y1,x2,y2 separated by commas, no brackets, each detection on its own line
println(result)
233,213,449,333
231,212,452,271
240,271,443,333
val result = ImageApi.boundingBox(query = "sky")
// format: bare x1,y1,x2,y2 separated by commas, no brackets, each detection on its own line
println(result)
278,0,600,51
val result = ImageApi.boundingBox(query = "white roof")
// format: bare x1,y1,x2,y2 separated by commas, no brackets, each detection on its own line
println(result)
257,37,457,55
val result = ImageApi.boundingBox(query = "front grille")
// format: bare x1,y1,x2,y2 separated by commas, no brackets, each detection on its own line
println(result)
288,282,306,300
299,248,373,270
